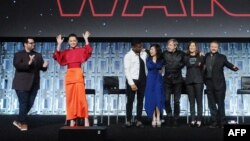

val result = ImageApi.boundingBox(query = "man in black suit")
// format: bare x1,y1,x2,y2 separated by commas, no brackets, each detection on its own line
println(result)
204,41,238,128
12,37,48,131
162,39,185,126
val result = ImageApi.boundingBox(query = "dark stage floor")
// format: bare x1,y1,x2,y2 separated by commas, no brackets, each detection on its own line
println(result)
0,115,249,141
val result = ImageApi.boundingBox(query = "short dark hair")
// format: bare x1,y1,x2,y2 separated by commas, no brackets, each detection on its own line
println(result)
210,40,220,47
23,37,34,46
149,44,163,60
68,33,78,41
187,41,200,55
131,40,142,47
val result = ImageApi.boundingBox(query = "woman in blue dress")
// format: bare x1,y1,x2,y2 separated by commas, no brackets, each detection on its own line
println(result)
144,44,165,127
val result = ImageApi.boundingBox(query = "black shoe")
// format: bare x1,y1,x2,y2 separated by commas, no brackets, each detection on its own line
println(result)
189,121,196,127
219,121,228,128
196,121,202,128
173,120,179,127
135,121,144,128
123,121,132,128
160,119,165,124
166,117,173,127
208,122,218,128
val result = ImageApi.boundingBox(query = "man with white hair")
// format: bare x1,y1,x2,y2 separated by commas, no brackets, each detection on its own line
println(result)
162,39,185,127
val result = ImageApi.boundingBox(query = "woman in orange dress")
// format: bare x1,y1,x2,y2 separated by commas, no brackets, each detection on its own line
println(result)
53,31,93,127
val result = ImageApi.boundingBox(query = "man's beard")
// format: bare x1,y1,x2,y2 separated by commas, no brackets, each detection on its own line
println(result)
132,49,141,54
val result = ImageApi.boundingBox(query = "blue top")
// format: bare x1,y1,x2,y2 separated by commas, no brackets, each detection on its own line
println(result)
144,57,165,118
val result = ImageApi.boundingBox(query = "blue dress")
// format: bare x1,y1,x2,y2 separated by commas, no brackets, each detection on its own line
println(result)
144,57,165,118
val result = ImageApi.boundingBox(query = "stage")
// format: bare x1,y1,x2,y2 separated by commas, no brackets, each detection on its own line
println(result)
1,115,249,141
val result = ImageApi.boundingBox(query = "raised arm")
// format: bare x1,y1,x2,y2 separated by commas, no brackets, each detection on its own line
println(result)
83,31,90,45
80,31,93,62
53,34,66,65
56,34,64,52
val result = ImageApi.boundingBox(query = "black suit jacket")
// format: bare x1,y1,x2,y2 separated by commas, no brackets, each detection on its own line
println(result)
204,52,236,91
163,50,185,84
12,50,47,91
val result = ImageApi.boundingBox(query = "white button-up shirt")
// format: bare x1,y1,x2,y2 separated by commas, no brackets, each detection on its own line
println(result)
124,49,148,86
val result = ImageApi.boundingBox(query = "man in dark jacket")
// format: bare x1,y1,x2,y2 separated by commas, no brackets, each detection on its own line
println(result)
12,37,48,131
163,39,185,126
205,41,238,128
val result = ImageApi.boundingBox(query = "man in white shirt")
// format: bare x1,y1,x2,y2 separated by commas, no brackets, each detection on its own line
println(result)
124,40,147,127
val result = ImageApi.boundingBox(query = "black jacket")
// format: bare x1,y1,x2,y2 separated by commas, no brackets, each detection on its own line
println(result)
204,52,237,91
12,50,47,91
163,50,185,84
184,55,205,84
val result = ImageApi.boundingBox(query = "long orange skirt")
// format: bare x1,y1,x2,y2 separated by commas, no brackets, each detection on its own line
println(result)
65,68,88,120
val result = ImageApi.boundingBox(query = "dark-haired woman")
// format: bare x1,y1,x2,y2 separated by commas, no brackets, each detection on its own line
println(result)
184,41,204,127
144,44,165,128
53,32,93,127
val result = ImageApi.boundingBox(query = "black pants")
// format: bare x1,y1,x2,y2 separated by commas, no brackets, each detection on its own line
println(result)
15,84,39,124
206,79,226,124
126,79,145,122
186,83,203,121
165,82,182,120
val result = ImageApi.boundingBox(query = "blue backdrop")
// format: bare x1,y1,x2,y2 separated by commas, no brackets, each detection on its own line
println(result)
0,42,249,116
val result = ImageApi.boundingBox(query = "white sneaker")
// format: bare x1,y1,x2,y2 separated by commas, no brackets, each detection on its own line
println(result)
13,121,28,131
13,120,21,130
20,124,28,131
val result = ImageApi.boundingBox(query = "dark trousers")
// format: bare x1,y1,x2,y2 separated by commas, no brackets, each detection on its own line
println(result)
206,79,226,124
15,84,39,124
186,83,203,121
126,79,145,122
165,82,182,120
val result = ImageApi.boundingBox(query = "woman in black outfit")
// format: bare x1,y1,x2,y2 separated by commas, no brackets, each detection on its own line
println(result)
184,41,204,127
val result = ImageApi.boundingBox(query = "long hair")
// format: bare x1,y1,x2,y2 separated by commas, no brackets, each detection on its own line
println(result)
149,44,163,60
186,41,200,55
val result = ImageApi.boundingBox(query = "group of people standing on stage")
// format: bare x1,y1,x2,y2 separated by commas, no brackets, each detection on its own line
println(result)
124,39,239,128
11,31,239,131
